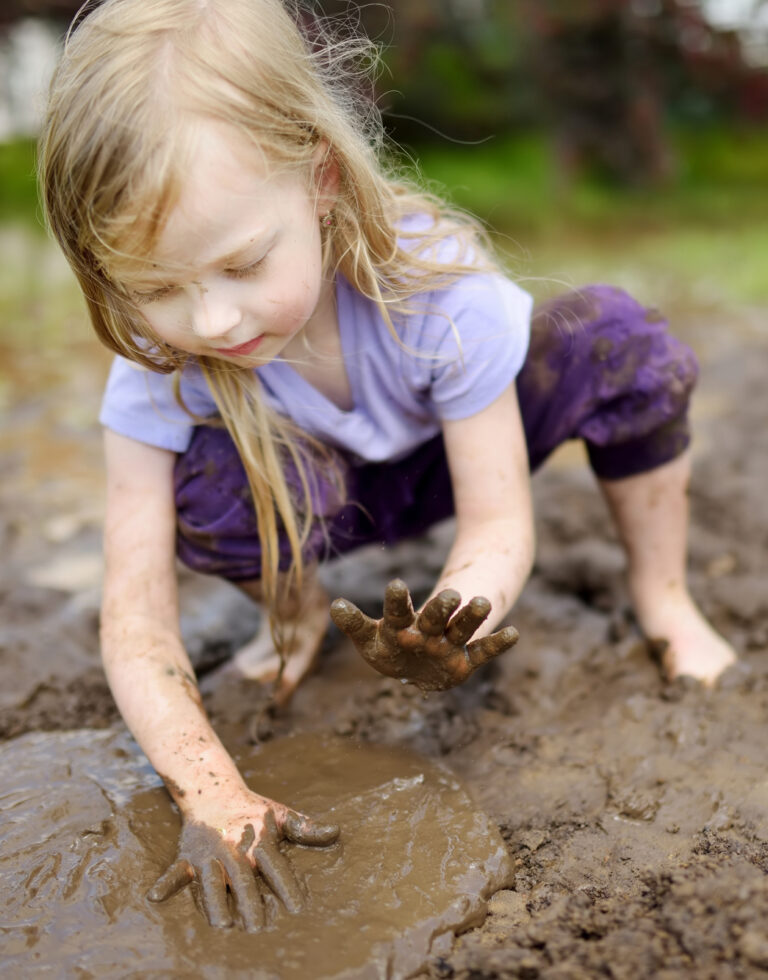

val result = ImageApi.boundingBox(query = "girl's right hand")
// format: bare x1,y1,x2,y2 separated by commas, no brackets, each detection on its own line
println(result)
147,794,339,931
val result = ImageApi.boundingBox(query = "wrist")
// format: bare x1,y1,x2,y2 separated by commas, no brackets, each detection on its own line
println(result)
175,770,253,820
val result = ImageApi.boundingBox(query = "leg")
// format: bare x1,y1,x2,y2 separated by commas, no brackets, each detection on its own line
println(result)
518,285,735,683
599,451,735,683
220,568,331,705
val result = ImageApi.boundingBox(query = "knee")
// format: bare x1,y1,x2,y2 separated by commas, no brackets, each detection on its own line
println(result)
579,285,698,404
535,285,696,391
533,284,656,348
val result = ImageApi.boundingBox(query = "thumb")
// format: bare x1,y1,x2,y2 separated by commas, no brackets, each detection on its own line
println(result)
283,809,340,846
466,625,520,668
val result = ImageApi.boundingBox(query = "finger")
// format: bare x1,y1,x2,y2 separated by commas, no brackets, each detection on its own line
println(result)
256,839,305,913
283,809,340,846
417,589,461,636
238,823,257,854
199,858,233,929
256,811,304,913
382,579,416,629
466,625,520,668
147,859,195,903
445,596,492,646
330,598,378,645
222,853,264,933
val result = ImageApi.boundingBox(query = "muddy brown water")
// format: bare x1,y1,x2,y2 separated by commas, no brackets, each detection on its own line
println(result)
2,290,768,978
0,731,510,978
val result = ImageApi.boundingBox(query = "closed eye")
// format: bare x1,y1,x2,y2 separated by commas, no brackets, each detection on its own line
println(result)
131,283,178,305
225,256,266,280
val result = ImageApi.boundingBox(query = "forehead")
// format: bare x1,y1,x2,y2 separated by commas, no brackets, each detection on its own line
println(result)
110,120,311,284
155,123,300,262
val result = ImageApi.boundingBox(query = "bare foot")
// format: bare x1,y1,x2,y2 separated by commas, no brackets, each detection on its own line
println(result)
637,592,736,685
201,589,331,705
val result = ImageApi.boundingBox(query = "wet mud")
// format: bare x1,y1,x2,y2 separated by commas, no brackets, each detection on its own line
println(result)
2,296,768,978
1,731,509,978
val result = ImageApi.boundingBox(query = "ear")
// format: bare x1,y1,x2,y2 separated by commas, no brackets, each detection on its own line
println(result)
312,139,340,214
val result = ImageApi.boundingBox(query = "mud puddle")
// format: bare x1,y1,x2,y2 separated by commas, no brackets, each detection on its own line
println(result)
0,730,510,979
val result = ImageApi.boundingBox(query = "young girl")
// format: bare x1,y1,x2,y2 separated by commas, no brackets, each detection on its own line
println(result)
40,0,735,932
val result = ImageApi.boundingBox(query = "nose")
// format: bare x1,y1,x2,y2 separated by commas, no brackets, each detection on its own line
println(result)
188,283,242,339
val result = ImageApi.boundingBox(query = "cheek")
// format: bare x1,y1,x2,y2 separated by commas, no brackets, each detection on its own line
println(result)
142,310,174,341
274,260,323,320
141,305,193,349
280,289,316,330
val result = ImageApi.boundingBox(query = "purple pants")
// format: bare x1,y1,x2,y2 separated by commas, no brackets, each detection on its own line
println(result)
174,285,698,581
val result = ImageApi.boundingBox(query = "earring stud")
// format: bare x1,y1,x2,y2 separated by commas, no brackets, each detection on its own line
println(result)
321,212,334,228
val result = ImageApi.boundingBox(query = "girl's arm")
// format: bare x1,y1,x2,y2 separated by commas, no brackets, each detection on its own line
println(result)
432,381,535,629
101,430,337,930
331,383,534,688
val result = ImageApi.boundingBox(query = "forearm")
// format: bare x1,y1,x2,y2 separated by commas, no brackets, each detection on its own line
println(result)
430,517,535,637
101,614,249,819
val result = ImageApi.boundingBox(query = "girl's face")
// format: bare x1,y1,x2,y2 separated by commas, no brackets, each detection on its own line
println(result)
125,122,338,363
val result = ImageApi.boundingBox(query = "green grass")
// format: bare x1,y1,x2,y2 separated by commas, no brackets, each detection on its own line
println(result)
411,126,768,229
410,125,768,307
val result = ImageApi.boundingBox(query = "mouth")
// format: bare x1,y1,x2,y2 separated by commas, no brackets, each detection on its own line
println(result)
213,336,264,357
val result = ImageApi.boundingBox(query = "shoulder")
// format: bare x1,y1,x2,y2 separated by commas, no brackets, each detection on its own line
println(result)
100,356,215,453
401,270,533,352
395,212,474,267
393,212,532,318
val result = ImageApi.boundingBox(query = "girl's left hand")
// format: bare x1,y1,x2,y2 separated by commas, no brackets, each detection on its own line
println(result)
330,578,519,692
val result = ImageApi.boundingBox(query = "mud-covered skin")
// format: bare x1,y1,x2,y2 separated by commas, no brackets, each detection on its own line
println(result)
330,578,519,692
147,808,339,931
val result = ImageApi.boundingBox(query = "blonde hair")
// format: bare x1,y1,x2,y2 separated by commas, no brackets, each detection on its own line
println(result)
39,0,498,638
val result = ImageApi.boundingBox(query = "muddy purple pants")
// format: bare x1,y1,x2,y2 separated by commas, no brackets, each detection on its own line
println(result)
174,285,698,581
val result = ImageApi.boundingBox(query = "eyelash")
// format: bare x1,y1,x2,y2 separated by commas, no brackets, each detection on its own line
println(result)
131,257,265,305
132,284,176,306
225,257,265,279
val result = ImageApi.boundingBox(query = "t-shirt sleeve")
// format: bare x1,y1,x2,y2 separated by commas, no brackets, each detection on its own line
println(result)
422,274,533,421
99,356,217,452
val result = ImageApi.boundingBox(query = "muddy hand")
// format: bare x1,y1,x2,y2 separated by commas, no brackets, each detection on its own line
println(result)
330,578,519,692
147,808,339,931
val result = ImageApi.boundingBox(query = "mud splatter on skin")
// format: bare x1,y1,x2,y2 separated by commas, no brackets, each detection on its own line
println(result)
158,772,187,800
159,660,206,711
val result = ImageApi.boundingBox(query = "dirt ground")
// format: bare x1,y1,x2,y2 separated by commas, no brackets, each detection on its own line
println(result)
1,278,767,977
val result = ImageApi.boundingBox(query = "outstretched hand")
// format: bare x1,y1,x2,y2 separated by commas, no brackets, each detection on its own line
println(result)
147,798,339,931
330,578,519,692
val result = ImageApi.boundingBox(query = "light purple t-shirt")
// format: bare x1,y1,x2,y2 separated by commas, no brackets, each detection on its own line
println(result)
99,271,532,464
